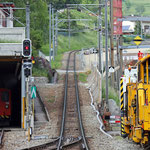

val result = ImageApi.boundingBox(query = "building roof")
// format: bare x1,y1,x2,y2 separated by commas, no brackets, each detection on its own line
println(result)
0,2,15,7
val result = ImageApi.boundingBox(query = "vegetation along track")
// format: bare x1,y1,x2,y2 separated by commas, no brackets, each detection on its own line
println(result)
0,129,4,148
23,51,89,150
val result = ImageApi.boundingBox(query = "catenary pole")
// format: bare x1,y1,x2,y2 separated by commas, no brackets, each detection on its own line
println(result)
110,0,114,87
105,0,109,111
98,0,102,72
52,7,55,61
26,4,30,39
49,4,52,66
55,10,58,55
26,3,31,141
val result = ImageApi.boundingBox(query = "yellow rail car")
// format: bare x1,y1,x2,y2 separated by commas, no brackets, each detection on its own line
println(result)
121,55,150,145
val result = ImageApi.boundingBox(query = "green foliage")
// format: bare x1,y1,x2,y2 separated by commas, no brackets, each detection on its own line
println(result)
134,22,141,35
78,72,90,83
123,0,149,16
123,36,134,43
5,0,49,50
46,0,81,9
31,29,43,50
102,80,120,106
48,96,55,103
32,66,48,77
125,0,131,10
145,34,150,39
32,57,49,77
41,31,97,69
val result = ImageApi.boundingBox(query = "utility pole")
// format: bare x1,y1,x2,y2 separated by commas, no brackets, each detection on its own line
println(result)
52,7,55,61
110,0,114,87
141,21,143,38
49,4,52,66
119,35,123,77
26,77,30,141
26,4,30,39
98,0,102,73
26,3,31,141
55,11,58,55
116,35,120,90
105,0,109,111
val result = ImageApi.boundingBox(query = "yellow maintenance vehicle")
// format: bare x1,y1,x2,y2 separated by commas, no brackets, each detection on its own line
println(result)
120,55,150,145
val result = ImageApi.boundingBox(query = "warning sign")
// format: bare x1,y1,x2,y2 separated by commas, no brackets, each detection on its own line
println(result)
134,36,142,46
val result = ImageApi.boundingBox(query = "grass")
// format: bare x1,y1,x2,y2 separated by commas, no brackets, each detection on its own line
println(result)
123,0,150,16
78,71,91,83
41,31,98,69
48,96,55,103
32,67,48,77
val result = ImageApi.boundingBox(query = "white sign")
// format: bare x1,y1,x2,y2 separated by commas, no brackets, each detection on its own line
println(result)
109,66,114,73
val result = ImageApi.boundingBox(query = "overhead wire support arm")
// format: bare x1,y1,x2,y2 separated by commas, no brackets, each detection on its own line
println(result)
67,4,105,6
54,19,92,21
79,5,98,17
0,7,25,10
2,9,25,27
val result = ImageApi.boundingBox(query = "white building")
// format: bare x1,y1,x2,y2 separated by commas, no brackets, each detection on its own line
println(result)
122,21,136,34
141,21,150,35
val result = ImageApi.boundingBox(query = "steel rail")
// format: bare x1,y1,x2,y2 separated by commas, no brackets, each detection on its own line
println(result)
22,137,59,150
74,52,89,150
57,51,73,149
0,130,4,147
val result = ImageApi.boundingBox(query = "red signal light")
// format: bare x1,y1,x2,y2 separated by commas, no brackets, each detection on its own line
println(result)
25,46,29,50
23,39,31,57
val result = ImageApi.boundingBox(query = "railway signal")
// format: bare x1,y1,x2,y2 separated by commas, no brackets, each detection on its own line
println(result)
23,60,32,78
22,39,31,57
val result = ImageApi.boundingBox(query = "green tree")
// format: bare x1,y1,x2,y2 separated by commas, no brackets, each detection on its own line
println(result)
125,0,131,11
134,21,141,35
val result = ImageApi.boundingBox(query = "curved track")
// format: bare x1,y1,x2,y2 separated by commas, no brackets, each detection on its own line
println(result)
24,51,89,150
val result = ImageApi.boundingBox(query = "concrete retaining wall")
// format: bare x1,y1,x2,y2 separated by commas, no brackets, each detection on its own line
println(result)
0,43,22,56
0,27,25,42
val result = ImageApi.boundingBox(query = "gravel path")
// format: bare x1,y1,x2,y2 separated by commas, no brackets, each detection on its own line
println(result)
79,84,143,150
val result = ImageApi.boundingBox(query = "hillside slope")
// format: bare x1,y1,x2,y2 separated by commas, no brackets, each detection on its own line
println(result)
123,0,150,16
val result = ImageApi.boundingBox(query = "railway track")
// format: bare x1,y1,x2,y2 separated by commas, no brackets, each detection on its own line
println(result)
25,51,89,150
0,129,4,148
57,51,89,150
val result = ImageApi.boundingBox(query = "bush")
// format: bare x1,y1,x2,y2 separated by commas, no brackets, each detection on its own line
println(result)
102,80,120,106
123,36,134,43
145,34,150,39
